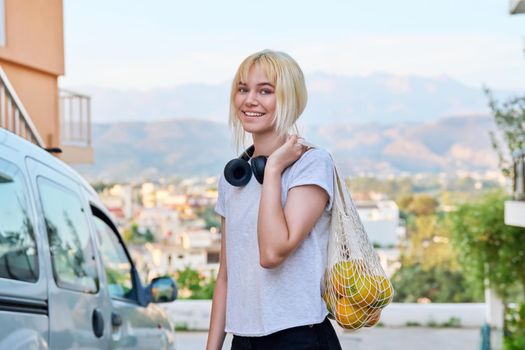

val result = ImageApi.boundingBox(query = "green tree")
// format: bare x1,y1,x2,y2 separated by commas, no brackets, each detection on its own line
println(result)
485,88,525,178
174,266,216,299
392,264,480,303
347,177,414,199
91,181,115,193
484,89,525,348
122,223,138,242
397,194,414,212
449,190,525,299
122,223,156,244
392,189,482,302
392,211,481,302
195,206,221,230
143,229,155,243
192,273,216,300
392,192,480,303
449,190,525,349
176,266,204,297
407,195,439,216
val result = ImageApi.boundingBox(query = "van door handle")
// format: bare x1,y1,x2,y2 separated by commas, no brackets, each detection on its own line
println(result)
92,308,104,338
111,312,122,327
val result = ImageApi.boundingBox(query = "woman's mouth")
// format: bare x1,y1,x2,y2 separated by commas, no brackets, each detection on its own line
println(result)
243,111,265,118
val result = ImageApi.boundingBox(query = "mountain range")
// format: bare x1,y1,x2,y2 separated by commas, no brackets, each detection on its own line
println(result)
74,115,499,182
69,72,514,181
73,72,512,126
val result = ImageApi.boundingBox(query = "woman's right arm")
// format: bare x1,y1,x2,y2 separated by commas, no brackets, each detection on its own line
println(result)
206,217,228,350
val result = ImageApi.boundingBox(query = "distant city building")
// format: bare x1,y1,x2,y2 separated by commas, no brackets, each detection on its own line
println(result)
135,207,184,243
99,184,134,226
356,200,400,247
98,177,407,284
376,248,401,277
163,193,187,208
141,182,157,208
108,184,133,218
128,229,221,281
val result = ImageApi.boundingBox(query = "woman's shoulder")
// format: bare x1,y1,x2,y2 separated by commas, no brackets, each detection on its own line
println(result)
284,146,335,203
287,146,333,177
297,147,333,166
216,173,230,193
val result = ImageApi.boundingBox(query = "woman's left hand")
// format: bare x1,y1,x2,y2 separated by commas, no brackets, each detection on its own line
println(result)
266,135,308,173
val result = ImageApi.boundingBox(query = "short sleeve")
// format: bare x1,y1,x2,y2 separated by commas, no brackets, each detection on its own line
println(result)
215,174,226,217
288,148,334,211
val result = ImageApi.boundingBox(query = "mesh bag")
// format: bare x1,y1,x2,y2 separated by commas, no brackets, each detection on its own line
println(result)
323,160,394,330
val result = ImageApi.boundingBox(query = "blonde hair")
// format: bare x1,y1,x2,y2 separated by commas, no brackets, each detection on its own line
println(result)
229,50,307,153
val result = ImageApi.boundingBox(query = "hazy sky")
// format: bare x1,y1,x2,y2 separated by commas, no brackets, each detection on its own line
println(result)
60,0,525,90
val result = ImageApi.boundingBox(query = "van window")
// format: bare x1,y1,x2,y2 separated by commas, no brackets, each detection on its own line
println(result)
0,159,38,282
38,178,98,293
92,214,133,300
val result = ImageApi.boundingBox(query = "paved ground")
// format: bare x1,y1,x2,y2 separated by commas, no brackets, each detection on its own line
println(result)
175,324,481,350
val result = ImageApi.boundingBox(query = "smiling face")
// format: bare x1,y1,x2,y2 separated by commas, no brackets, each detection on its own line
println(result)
233,64,277,136
229,50,308,152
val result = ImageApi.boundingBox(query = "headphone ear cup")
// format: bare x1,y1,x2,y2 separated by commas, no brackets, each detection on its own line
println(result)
251,156,268,184
224,158,252,187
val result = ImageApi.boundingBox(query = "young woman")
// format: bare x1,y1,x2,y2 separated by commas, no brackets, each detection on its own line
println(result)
206,50,342,350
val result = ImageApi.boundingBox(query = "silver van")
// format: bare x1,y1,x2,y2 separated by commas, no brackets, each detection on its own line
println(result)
0,128,178,349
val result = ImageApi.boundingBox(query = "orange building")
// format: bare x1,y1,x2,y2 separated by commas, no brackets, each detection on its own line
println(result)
0,0,92,164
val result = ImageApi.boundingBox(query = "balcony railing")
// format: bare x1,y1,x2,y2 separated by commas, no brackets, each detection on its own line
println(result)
0,66,45,147
510,0,525,14
59,89,91,148
513,149,525,200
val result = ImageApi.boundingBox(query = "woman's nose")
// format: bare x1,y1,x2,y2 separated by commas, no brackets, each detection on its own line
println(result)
245,91,258,106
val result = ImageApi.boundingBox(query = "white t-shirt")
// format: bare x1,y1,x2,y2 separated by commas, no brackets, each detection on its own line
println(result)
215,148,334,336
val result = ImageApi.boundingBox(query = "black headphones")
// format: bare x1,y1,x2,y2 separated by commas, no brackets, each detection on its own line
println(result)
224,145,268,186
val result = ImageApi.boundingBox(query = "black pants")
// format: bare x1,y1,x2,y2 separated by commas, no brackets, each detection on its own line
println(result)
231,317,342,350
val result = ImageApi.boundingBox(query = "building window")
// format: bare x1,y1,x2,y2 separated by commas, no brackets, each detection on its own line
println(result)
207,252,220,264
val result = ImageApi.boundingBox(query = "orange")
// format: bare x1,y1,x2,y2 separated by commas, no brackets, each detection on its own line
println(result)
323,291,335,314
365,308,381,327
330,260,358,297
334,298,367,329
347,275,379,307
372,276,394,308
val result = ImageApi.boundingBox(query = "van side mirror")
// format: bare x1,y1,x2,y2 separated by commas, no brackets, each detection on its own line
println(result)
149,276,177,303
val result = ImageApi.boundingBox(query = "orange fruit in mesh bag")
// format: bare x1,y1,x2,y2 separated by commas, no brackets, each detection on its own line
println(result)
330,260,358,297
372,275,394,308
334,298,367,329
364,307,381,327
323,290,335,314
347,274,379,307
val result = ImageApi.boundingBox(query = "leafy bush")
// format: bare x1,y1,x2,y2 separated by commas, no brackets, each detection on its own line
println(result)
174,266,216,299
449,190,525,349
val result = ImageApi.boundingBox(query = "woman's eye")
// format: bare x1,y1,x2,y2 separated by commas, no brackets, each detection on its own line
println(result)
238,87,248,93
260,89,273,95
